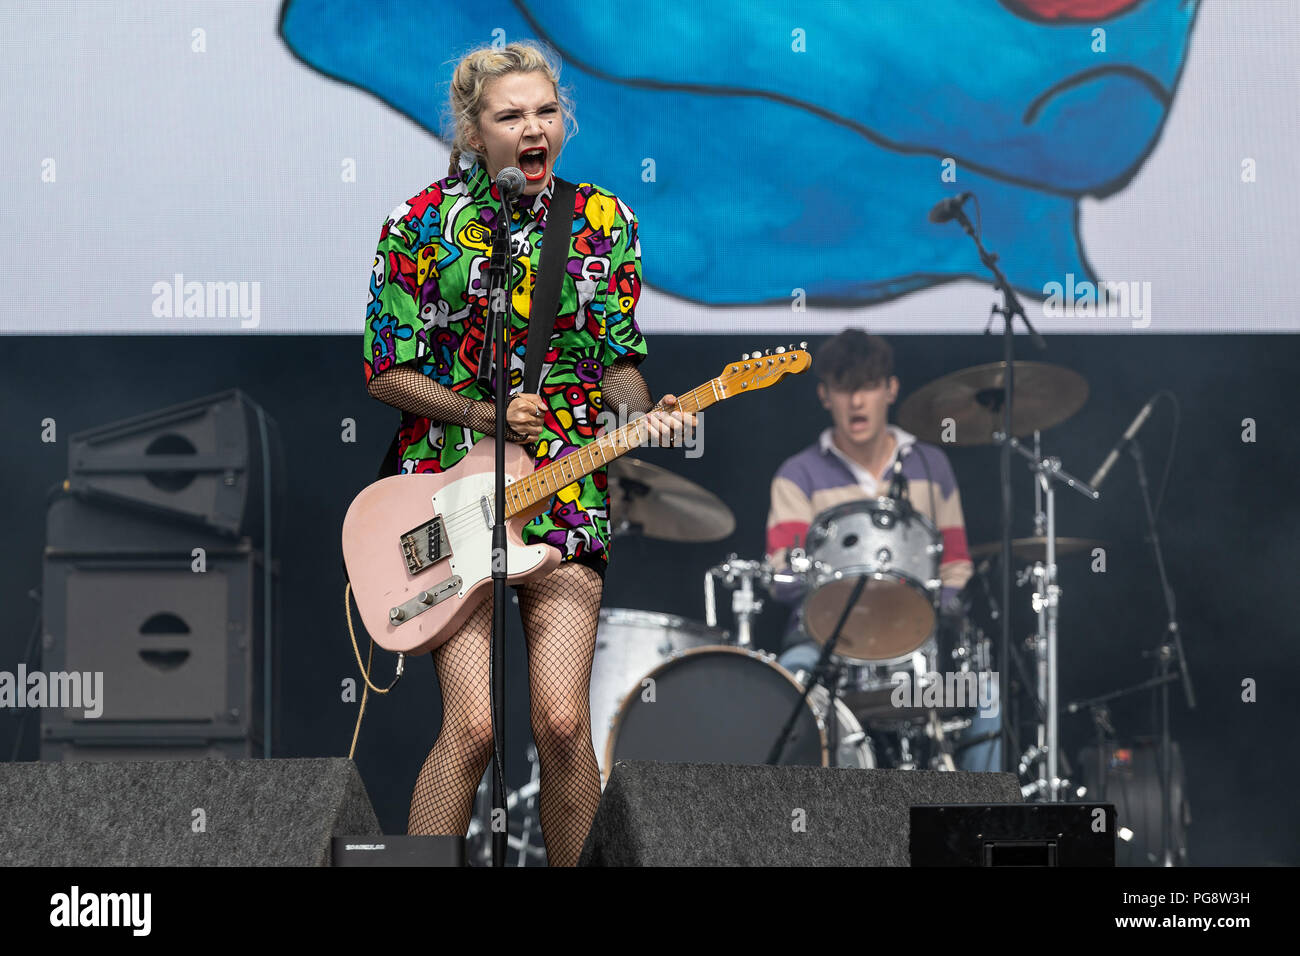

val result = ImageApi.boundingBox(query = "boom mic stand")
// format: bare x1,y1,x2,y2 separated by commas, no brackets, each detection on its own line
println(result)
936,197,1046,773
1129,437,1194,865
478,170,522,868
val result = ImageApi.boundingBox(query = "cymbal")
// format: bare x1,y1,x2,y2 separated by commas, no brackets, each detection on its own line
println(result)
896,361,1089,445
607,457,736,543
969,536,1106,562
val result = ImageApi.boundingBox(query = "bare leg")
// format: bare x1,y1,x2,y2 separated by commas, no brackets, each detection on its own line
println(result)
515,561,603,867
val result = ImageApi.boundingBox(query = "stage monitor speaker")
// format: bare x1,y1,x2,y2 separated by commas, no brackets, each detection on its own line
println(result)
909,803,1116,866
579,760,1022,866
332,836,465,867
40,548,270,750
0,758,380,866
65,389,283,539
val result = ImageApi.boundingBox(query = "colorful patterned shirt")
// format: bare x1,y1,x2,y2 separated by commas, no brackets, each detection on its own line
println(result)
363,160,647,567
767,425,973,617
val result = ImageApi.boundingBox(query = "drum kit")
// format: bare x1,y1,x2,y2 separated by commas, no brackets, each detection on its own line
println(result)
468,359,1185,864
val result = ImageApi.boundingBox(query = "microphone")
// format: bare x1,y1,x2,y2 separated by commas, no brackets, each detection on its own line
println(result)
1088,395,1158,490
495,166,526,200
928,192,972,224
888,446,910,501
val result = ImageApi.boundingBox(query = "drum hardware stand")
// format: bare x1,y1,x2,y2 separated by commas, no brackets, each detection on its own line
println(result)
995,430,1098,802
705,555,769,648
467,745,546,866
926,711,957,771
766,575,867,768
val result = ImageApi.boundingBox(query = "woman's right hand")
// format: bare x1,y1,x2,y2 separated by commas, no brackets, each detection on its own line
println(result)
505,393,548,443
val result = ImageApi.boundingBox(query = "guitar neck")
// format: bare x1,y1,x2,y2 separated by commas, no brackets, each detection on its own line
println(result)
504,378,721,518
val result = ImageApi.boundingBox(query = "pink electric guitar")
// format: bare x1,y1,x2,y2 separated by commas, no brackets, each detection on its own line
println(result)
342,347,810,655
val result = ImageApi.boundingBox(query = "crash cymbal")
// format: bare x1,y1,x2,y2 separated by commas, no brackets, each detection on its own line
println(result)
607,457,736,543
969,536,1106,562
896,361,1089,446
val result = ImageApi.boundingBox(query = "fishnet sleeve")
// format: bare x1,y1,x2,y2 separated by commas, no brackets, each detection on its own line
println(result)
367,364,528,443
601,357,657,416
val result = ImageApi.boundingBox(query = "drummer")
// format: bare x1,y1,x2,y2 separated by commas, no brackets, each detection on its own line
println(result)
765,328,996,771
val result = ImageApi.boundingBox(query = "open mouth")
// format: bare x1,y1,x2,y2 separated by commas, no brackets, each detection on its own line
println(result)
518,147,548,181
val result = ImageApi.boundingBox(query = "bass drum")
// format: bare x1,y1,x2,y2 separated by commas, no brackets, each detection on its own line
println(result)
589,609,727,781
605,646,874,774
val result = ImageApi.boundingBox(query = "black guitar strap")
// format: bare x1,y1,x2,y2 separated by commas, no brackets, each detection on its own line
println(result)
524,176,577,394
374,176,578,481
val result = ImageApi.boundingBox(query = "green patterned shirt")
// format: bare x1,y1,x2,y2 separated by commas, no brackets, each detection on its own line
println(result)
363,160,648,566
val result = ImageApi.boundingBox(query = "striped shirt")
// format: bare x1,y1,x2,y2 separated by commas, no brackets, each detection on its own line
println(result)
766,425,973,613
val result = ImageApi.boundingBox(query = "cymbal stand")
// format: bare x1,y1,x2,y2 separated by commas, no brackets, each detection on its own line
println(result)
996,431,1098,801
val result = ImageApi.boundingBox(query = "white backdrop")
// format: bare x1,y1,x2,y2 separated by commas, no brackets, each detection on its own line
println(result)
1,0,1295,335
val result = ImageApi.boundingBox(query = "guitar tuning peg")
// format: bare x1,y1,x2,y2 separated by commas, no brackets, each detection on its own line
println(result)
740,352,750,361
799,341,808,349
764,348,771,356
775,346,786,354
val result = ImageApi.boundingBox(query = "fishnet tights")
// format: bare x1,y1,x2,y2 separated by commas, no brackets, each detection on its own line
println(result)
600,357,655,416
407,561,604,867
368,364,527,442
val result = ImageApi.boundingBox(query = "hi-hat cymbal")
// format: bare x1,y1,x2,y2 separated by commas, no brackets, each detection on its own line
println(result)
969,536,1106,562
607,457,736,543
896,361,1089,446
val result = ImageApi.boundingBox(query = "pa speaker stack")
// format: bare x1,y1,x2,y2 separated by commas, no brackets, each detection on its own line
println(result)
39,390,284,761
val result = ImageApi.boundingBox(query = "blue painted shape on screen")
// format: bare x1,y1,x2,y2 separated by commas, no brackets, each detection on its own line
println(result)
280,0,1199,306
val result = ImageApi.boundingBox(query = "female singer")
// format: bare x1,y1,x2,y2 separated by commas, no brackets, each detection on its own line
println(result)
363,40,689,866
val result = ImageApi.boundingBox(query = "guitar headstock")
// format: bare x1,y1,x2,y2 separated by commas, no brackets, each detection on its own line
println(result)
715,343,810,398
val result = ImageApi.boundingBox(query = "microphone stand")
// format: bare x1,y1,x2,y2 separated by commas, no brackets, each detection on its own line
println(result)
943,203,1046,774
1128,438,1194,866
478,178,518,868
766,575,866,768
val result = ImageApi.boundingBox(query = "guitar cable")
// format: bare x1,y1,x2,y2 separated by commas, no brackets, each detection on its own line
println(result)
344,581,406,760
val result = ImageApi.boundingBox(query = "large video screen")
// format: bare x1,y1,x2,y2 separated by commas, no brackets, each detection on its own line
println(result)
1,0,1291,335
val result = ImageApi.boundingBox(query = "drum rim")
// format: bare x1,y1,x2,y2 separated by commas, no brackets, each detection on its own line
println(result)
601,644,828,780
598,606,728,640
807,496,941,538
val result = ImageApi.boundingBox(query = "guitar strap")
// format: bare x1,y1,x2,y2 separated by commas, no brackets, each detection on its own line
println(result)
374,176,578,481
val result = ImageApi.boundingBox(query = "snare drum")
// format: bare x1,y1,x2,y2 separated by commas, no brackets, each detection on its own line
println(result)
802,497,942,664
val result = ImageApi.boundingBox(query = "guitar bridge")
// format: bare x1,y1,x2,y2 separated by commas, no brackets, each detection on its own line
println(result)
400,515,451,575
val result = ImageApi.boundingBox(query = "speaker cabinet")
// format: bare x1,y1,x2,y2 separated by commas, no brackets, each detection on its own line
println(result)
580,760,1023,866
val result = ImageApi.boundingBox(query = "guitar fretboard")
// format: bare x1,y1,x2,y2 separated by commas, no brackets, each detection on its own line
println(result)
504,378,721,517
